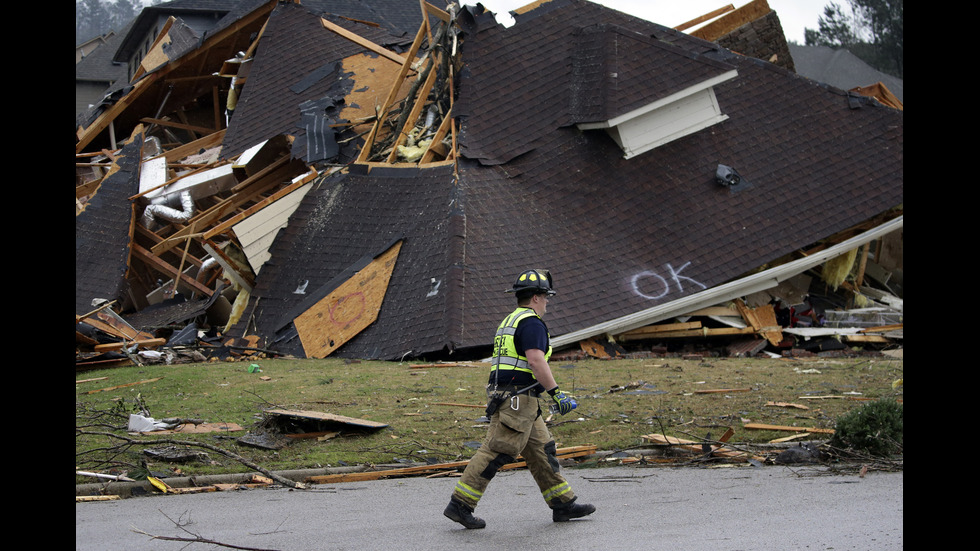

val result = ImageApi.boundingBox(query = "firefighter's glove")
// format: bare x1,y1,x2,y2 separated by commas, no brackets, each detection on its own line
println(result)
549,388,577,415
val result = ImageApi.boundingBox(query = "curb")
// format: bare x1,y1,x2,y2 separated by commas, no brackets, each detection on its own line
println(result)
75,465,369,498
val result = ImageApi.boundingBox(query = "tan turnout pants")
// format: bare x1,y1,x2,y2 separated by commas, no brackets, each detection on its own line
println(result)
451,391,575,510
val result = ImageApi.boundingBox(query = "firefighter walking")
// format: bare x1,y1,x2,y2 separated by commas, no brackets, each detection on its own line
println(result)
443,269,596,529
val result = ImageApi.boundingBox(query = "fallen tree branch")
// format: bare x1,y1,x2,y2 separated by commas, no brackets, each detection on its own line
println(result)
77,430,306,489
131,528,280,551
132,510,283,550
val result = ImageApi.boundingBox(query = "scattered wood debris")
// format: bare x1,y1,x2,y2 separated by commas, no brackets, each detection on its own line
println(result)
142,473,275,495
765,401,810,410
76,495,121,502
743,422,834,434
306,445,598,484
640,431,761,462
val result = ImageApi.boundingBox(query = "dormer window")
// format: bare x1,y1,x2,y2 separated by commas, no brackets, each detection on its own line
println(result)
571,25,738,158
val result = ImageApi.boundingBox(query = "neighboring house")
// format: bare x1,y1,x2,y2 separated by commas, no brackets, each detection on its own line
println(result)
75,28,129,118
788,43,903,103
76,32,115,64
111,0,243,83
75,0,240,124
76,0,903,361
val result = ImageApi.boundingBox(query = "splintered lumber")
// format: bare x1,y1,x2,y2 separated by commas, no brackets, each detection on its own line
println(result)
321,18,406,65
734,298,783,346
622,321,703,337
674,4,735,31
765,401,810,410
640,433,749,460
306,446,598,484
150,130,226,164
356,20,428,162
690,0,773,41
76,495,121,502
92,338,167,352
149,155,306,256
131,243,214,297
743,422,834,434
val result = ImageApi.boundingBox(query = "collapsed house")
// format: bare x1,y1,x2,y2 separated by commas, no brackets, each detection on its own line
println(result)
75,0,903,366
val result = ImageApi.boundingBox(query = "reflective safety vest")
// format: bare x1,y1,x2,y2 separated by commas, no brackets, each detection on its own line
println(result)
490,307,552,376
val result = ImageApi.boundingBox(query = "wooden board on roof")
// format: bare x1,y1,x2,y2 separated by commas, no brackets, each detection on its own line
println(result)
294,240,403,358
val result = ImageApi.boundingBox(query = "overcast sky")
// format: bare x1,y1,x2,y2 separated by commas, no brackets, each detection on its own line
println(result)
474,0,827,43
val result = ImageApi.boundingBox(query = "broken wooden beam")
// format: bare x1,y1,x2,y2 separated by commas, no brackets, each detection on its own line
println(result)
305,446,598,484
131,243,215,297
640,433,751,460
743,422,834,434
734,298,783,346
92,338,168,352
690,0,773,42
320,18,406,65
674,4,735,31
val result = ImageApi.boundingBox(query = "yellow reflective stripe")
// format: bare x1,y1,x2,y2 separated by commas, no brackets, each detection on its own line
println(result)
542,481,571,501
490,356,531,371
453,481,483,501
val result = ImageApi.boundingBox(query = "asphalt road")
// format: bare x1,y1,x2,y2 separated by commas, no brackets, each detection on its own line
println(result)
76,464,903,550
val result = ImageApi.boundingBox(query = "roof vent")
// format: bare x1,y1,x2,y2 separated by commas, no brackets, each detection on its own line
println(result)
715,164,751,191
715,164,741,186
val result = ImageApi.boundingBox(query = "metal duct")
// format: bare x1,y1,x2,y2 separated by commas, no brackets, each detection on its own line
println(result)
141,191,195,228
196,256,221,284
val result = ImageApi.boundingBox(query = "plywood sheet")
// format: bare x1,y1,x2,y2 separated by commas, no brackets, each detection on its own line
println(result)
293,240,402,357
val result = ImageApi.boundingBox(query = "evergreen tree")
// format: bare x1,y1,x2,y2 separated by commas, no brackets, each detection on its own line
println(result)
805,0,903,78
76,0,144,46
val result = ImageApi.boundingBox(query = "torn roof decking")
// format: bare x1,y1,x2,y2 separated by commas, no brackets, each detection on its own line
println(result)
75,0,425,156
220,2,421,161
235,0,902,360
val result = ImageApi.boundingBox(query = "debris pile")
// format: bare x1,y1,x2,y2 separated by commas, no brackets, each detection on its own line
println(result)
76,1,464,368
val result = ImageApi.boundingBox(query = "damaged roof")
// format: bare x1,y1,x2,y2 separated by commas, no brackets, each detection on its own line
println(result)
237,0,902,359
75,0,903,362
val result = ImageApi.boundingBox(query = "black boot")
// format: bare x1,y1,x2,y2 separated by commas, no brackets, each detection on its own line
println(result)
552,498,596,522
444,499,486,529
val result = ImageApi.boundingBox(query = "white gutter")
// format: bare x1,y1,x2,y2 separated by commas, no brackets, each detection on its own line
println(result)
551,215,904,348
